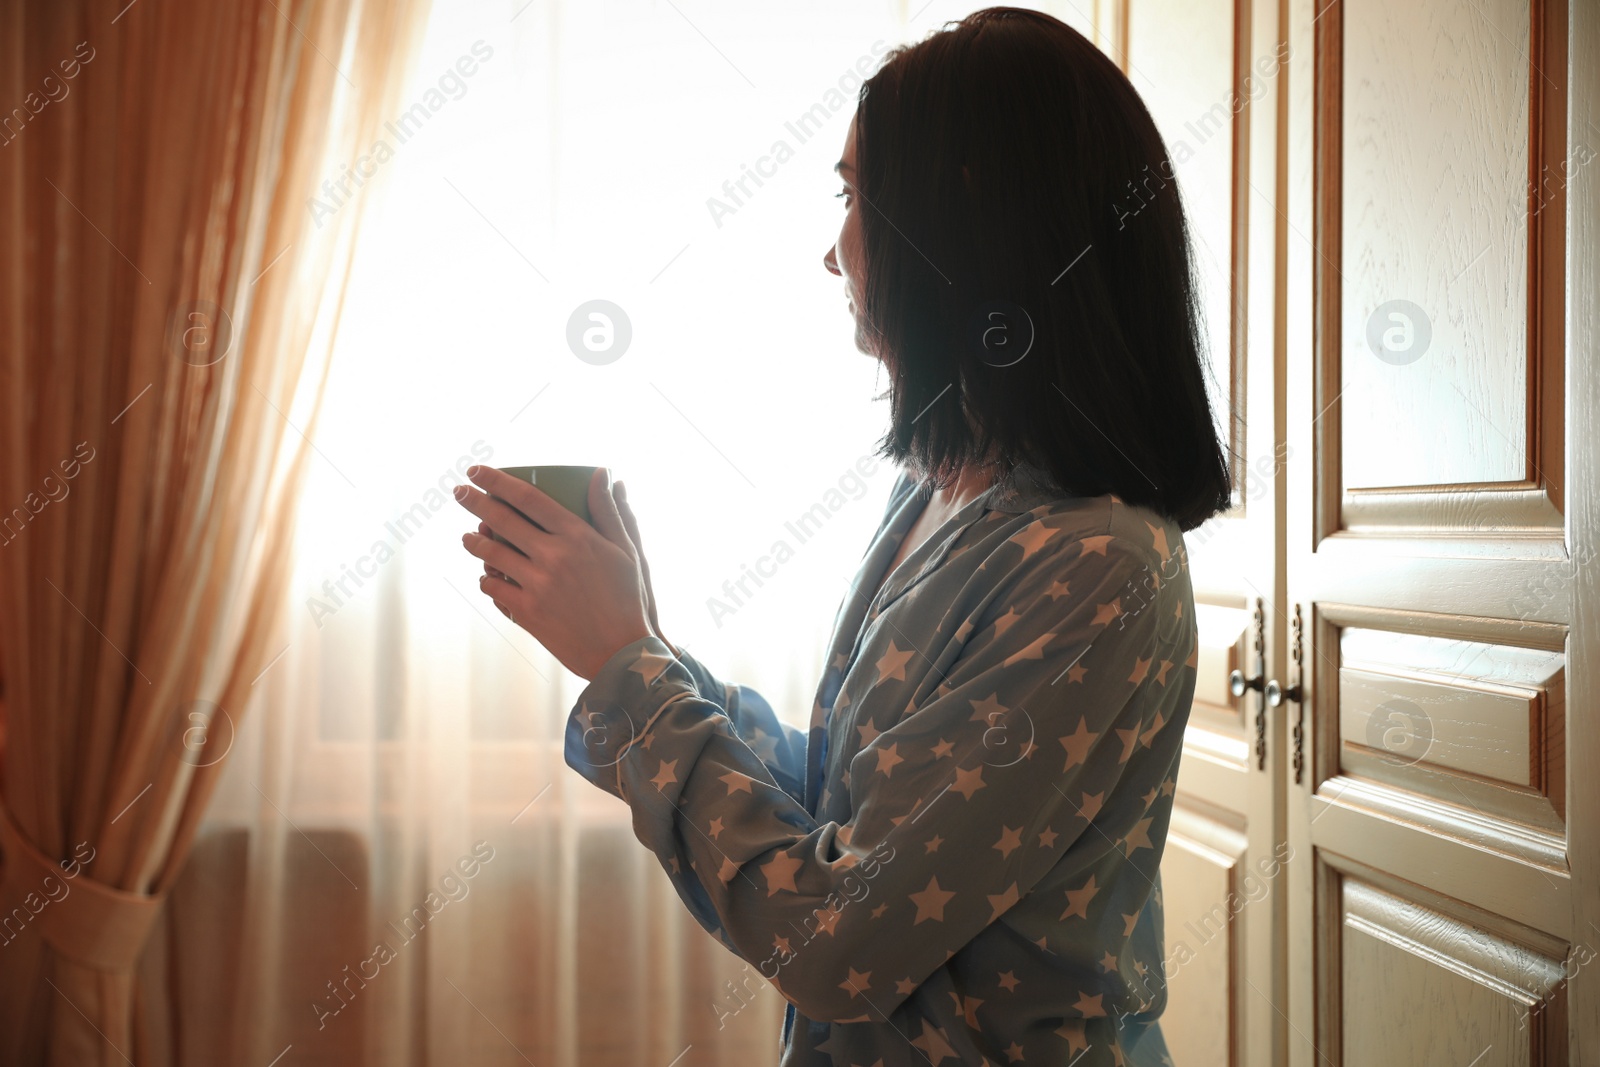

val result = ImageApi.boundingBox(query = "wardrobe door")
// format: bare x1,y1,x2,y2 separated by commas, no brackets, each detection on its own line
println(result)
1283,0,1600,1062
1123,1,1291,1064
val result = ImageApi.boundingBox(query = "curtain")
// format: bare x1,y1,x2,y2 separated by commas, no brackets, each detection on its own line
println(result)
0,0,433,1063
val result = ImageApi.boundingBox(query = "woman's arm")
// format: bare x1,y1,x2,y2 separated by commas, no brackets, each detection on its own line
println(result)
669,648,809,806
564,524,1186,1024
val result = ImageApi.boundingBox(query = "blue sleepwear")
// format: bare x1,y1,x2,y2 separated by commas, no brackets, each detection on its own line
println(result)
565,462,1194,1066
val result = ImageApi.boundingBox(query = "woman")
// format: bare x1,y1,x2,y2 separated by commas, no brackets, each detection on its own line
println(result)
454,8,1230,1065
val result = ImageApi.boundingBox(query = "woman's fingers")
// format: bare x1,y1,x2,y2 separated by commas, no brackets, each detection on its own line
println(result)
615,480,666,643
457,466,590,558
587,468,633,559
461,529,534,587
454,481,549,558
615,482,651,589
467,465,582,534
475,522,517,584
615,480,643,553
477,573,524,627
455,468,655,678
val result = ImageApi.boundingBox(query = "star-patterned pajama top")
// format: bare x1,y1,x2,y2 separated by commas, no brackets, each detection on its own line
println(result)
565,461,1196,1067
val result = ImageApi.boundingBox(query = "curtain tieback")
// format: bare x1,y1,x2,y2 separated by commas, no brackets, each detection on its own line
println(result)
0,796,165,973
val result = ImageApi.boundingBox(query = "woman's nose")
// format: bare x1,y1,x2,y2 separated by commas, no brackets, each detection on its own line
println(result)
823,244,841,276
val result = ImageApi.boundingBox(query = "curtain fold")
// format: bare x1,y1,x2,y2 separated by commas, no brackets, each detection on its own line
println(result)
0,1,433,1062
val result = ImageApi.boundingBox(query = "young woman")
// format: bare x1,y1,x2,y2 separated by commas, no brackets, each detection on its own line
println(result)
454,8,1230,1064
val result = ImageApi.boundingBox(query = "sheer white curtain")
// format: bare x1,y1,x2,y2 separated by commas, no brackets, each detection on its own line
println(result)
175,3,1103,1065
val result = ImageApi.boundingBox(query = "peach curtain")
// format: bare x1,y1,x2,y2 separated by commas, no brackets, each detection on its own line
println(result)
0,0,432,1063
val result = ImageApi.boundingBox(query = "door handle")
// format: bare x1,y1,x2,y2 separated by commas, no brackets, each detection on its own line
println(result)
1232,598,1268,770
1264,677,1304,786
1264,679,1301,706
1229,669,1265,697
1264,604,1306,784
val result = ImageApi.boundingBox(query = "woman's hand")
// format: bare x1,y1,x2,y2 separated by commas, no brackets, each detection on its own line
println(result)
471,474,679,659
612,479,679,657
455,466,652,680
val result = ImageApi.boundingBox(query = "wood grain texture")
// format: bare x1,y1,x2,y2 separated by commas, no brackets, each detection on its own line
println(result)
1338,0,1531,491
1340,877,1567,1067
1338,666,1541,786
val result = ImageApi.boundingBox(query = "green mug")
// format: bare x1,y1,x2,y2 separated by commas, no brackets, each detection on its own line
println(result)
489,465,599,551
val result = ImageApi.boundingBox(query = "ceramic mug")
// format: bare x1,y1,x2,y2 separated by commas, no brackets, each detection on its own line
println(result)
488,465,599,551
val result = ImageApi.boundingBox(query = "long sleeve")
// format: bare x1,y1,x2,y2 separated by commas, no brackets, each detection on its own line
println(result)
564,526,1181,1026
672,647,808,806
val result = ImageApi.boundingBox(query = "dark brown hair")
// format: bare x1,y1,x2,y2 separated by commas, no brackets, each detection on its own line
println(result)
855,7,1232,531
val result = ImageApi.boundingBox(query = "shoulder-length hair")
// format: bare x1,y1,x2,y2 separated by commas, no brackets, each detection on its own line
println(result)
855,6,1232,532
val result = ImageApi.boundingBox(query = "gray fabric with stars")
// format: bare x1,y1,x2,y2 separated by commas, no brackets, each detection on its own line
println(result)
566,462,1195,1067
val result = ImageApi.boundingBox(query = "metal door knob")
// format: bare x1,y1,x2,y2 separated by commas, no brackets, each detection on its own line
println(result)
1265,679,1302,707
1229,669,1264,698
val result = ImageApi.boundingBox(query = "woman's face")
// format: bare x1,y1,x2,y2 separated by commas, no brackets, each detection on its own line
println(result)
824,111,871,356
